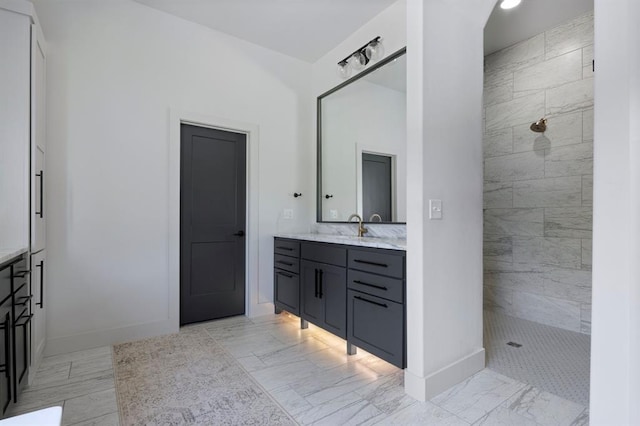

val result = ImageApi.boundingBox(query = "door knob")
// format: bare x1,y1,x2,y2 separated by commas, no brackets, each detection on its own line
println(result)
233,230,245,237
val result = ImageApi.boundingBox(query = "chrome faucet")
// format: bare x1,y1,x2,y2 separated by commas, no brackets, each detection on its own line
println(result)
369,213,382,222
347,213,368,237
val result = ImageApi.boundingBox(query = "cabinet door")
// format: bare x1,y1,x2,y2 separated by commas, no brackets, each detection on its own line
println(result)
30,23,46,252
274,269,299,315
30,251,45,368
31,148,45,252
347,290,404,368
13,313,29,400
319,264,347,339
300,261,322,324
0,267,12,417
31,23,46,153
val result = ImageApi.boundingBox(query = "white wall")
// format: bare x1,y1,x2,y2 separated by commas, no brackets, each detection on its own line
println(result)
630,2,640,422
34,0,313,354
311,0,407,227
590,0,640,423
404,0,496,400
321,81,406,222
311,1,407,102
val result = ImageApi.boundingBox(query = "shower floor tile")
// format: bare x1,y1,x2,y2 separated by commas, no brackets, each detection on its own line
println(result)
484,310,590,406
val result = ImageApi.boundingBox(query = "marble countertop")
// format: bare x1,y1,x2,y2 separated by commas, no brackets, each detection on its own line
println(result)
275,233,406,251
0,247,28,267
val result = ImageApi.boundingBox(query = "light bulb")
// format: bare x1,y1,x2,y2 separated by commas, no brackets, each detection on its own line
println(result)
350,52,366,71
500,0,521,9
337,62,351,79
365,40,384,61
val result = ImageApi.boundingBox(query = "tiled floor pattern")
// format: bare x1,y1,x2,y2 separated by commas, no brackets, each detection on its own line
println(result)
10,313,589,425
7,346,119,425
484,310,591,406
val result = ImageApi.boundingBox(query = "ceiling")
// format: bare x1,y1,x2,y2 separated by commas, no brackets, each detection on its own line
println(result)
133,0,397,63
132,0,593,61
484,0,594,55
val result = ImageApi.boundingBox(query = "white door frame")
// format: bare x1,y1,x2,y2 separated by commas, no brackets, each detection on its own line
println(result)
355,144,399,222
169,109,260,330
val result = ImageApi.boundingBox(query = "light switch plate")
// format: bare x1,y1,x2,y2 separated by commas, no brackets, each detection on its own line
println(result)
429,199,442,220
283,209,294,220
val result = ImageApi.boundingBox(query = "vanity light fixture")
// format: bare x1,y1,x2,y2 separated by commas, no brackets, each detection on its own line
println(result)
337,36,384,79
500,0,521,9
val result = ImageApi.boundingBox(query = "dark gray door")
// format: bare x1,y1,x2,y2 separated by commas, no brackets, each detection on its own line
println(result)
362,153,392,222
180,124,246,325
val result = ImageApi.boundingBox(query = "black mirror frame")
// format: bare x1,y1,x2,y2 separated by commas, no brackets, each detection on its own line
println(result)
317,47,407,224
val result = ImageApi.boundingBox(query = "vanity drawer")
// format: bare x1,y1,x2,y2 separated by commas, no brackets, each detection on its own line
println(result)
347,289,404,368
301,242,346,267
274,269,300,315
274,239,300,258
274,254,299,274
348,269,403,303
348,249,404,279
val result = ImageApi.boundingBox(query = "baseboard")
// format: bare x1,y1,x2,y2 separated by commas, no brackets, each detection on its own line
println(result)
248,302,275,318
45,302,276,356
404,347,486,401
44,319,179,356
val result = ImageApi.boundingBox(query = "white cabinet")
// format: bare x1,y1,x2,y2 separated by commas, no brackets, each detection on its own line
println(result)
29,12,48,378
0,3,31,249
0,0,48,387
31,22,46,253
30,250,46,368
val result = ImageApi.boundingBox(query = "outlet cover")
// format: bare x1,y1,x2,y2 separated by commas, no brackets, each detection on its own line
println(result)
283,209,294,220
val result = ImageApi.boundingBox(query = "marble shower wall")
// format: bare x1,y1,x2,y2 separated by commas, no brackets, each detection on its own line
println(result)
483,12,593,334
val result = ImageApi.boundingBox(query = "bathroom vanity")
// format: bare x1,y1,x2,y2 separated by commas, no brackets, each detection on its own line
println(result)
274,235,406,368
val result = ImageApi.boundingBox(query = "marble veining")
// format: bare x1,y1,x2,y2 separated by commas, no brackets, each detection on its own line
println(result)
504,385,586,425
431,369,526,424
0,247,28,266
312,222,407,239
275,232,406,251
15,313,589,426
484,11,593,335
513,111,582,153
513,49,582,92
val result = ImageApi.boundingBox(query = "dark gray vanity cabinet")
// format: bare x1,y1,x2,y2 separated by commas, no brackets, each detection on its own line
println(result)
0,252,31,418
12,262,31,399
0,267,12,416
273,237,405,368
300,243,347,339
274,239,301,315
347,248,406,368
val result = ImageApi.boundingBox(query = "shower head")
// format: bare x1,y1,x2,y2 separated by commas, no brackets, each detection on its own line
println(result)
530,118,547,133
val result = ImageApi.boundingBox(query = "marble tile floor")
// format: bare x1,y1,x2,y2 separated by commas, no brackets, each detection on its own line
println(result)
9,313,588,425
7,346,119,425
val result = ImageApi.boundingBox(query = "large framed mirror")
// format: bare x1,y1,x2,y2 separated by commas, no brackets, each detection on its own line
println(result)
317,48,407,223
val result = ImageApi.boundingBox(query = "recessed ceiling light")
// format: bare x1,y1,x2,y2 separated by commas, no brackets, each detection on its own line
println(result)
500,0,521,9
